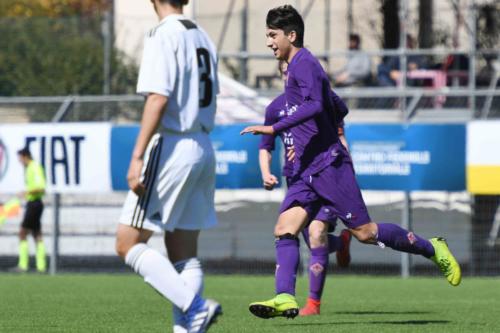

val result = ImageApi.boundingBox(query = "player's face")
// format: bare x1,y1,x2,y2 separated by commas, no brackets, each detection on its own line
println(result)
266,28,293,61
17,155,28,167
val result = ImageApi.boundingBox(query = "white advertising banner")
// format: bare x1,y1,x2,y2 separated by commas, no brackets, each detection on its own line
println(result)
467,120,500,194
0,123,111,193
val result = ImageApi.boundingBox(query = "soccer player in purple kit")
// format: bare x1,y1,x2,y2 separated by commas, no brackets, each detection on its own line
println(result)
259,61,352,316
241,4,461,320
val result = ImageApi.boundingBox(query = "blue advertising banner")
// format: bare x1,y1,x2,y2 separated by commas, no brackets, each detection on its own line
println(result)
346,124,465,191
110,125,282,190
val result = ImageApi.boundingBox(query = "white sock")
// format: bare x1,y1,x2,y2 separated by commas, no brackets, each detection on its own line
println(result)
125,243,195,311
172,258,204,333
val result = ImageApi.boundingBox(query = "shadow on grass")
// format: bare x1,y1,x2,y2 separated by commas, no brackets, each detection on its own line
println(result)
335,310,432,315
277,320,451,327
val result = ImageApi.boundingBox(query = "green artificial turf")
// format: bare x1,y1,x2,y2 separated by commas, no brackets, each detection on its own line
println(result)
0,274,499,332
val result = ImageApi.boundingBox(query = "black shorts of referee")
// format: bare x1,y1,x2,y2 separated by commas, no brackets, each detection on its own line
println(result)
21,199,44,233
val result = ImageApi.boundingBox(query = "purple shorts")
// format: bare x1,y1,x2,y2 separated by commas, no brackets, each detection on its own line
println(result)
282,178,338,226
280,155,371,229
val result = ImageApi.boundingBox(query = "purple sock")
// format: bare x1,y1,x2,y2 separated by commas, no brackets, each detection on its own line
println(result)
328,234,342,253
275,237,299,295
308,246,329,301
376,223,435,258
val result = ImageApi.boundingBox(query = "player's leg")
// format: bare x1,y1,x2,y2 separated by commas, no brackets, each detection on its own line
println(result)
31,200,46,273
160,134,221,332
116,224,201,312
311,158,460,286
15,200,40,272
300,220,328,316
249,206,309,319
165,229,204,333
33,230,46,273
16,227,29,272
350,222,461,285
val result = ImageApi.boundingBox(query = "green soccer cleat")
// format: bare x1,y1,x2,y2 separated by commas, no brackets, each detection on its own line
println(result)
249,293,299,319
430,237,461,286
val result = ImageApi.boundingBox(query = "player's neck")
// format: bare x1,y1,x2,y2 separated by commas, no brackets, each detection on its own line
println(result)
286,47,301,64
156,5,183,21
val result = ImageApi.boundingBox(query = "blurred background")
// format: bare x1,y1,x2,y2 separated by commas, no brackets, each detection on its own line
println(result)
0,0,499,277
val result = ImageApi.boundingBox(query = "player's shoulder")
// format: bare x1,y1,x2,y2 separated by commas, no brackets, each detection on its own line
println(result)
290,49,323,75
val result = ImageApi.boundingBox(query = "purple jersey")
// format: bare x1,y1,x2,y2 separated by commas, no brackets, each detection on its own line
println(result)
261,89,349,178
259,94,294,177
272,48,345,177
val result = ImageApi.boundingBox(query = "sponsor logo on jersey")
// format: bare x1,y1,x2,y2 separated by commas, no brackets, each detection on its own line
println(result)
407,232,417,244
286,105,298,116
283,132,293,146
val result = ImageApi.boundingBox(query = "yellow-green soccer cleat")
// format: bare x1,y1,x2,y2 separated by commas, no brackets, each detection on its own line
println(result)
249,293,299,319
430,237,461,286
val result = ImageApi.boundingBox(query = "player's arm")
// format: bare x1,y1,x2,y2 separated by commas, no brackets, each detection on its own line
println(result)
127,93,167,196
259,149,278,191
272,63,323,133
338,125,349,151
257,104,280,190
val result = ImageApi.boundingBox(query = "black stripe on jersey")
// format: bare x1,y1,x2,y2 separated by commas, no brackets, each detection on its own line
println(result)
130,137,161,228
179,19,197,30
138,137,163,229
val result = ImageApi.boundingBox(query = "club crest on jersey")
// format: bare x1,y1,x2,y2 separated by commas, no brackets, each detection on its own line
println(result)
310,263,324,277
407,232,417,244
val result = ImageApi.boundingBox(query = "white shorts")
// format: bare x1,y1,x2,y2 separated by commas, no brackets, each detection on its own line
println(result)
119,132,217,232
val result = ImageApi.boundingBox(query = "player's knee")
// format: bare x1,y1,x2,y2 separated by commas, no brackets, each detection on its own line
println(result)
308,227,327,247
275,233,299,242
115,240,127,258
274,223,288,237
115,236,134,259
351,223,377,244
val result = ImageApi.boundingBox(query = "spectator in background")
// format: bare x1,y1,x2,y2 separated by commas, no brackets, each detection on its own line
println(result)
377,34,427,87
12,147,46,273
333,34,372,87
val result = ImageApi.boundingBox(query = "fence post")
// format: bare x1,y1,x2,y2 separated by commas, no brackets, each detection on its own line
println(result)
49,193,60,276
401,193,412,278
49,98,73,275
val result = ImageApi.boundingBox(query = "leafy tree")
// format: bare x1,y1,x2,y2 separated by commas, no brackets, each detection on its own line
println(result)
0,0,138,97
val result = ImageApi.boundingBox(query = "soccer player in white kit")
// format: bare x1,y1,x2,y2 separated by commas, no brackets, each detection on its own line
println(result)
115,1,221,332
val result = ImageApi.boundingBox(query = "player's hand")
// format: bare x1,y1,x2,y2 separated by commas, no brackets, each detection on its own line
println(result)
286,146,295,161
127,157,145,196
240,125,274,136
262,174,279,191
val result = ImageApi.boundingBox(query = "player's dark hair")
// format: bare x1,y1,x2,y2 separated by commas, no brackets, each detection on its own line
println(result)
156,0,188,7
17,147,32,159
266,5,304,47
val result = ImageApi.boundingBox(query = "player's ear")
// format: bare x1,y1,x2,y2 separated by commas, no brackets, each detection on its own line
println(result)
287,30,297,45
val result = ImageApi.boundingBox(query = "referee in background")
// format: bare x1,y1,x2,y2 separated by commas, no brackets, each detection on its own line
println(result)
12,147,47,273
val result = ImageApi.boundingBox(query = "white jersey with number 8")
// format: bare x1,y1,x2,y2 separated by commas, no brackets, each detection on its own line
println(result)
137,14,218,134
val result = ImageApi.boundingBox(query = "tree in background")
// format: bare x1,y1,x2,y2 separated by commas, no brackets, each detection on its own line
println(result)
0,0,138,97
